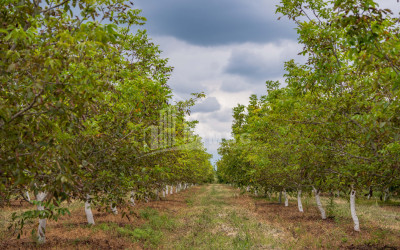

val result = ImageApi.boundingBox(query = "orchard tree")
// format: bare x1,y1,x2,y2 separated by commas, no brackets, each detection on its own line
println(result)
218,0,400,232
1,0,213,242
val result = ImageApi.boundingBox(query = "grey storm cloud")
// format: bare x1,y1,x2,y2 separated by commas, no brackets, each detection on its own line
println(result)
135,0,297,46
220,80,265,93
220,80,251,93
192,97,221,113
224,50,285,81
208,109,233,123
169,79,205,95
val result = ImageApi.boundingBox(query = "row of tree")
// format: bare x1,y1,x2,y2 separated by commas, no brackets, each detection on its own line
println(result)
0,0,214,243
217,0,400,232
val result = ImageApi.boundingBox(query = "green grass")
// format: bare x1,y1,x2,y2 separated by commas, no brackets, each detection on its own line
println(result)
185,197,194,207
95,208,176,248
247,190,400,249
166,184,282,250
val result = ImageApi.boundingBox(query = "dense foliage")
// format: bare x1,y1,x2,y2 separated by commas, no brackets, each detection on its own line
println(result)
217,0,400,231
0,0,213,241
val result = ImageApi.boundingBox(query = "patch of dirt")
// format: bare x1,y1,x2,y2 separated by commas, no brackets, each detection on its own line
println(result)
346,243,399,250
381,205,400,213
0,187,200,249
1,199,33,211
228,188,400,249
211,223,238,237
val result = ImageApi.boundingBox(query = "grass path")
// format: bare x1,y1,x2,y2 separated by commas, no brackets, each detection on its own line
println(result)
2,184,399,249
159,184,286,249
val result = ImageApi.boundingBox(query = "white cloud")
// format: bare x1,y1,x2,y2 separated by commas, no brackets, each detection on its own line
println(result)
150,36,303,163
143,0,400,164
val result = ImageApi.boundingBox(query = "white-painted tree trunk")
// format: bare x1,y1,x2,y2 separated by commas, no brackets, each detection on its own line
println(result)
145,196,149,203
297,189,303,212
25,191,31,202
36,192,47,243
85,194,95,225
313,187,326,219
110,204,118,214
130,191,136,206
383,188,389,201
284,189,289,207
350,188,360,231
155,189,160,200
170,185,173,195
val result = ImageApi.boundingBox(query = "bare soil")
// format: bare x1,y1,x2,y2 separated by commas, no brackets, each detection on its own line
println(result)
1,185,399,249
0,188,194,249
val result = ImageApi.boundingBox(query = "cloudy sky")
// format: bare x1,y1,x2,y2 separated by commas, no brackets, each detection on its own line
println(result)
134,0,400,164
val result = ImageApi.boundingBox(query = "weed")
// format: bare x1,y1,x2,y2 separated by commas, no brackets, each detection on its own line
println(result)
185,198,194,207
139,208,158,220
127,208,177,247
233,232,252,249
97,222,114,231
132,227,162,247
327,195,337,218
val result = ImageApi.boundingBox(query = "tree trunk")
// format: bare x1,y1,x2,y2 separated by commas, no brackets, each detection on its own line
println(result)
25,191,31,202
110,204,118,214
383,188,389,201
313,187,326,219
284,189,289,207
297,189,304,212
36,192,48,243
85,194,95,225
367,186,372,200
279,190,282,204
130,191,136,206
350,188,360,231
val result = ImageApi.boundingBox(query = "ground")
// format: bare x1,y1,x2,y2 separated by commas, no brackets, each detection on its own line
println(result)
1,184,399,249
